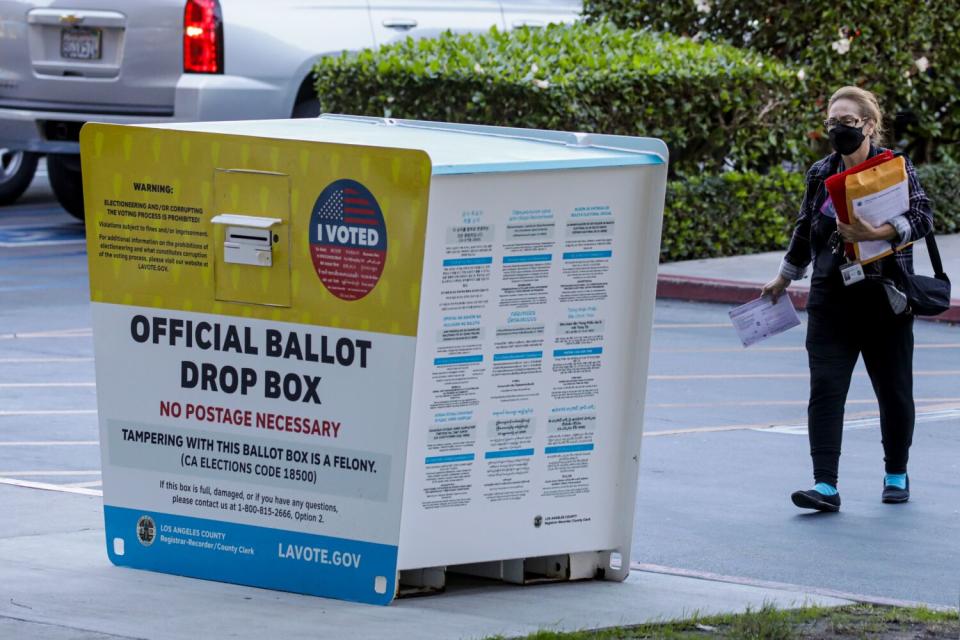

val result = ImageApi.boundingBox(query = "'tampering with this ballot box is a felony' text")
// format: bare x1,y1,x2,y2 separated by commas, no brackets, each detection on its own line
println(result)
82,115,668,605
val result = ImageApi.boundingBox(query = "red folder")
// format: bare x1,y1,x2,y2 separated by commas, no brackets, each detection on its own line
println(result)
824,150,894,259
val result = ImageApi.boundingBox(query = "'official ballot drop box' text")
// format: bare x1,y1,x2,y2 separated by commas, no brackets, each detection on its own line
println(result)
82,115,668,605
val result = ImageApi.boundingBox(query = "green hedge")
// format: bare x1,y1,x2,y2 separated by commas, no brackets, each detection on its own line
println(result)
662,163,960,263
314,21,810,174
584,0,960,163
662,169,802,262
918,163,960,235
312,20,959,262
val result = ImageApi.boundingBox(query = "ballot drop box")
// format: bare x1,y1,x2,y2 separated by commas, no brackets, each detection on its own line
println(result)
81,115,668,605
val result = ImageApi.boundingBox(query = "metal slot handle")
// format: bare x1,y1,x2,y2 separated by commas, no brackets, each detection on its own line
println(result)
382,18,418,30
227,228,271,245
212,214,281,268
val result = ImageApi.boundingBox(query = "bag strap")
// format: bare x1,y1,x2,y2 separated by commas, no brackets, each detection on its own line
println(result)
888,152,946,277
925,232,947,278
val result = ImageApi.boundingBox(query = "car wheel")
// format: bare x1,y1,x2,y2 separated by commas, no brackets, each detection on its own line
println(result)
0,148,40,206
47,153,85,221
292,97,320,118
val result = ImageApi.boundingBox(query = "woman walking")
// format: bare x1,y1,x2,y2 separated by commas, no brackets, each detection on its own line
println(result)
762,86,934,512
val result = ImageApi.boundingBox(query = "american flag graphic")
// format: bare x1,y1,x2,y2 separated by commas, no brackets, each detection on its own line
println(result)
309,179,387,301
315,187,379,226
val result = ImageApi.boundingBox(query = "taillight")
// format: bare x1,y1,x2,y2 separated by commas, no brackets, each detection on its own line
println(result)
183,0,223,74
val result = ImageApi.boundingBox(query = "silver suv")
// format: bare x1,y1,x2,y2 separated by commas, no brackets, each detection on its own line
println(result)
0,0,580,218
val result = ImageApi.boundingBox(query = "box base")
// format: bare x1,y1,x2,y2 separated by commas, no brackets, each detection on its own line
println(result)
397,550,622,597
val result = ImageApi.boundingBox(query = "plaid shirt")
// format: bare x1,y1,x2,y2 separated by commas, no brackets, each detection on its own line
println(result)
779,146,934,281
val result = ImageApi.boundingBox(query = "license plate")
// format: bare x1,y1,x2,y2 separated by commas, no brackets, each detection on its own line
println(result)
60,27,101,61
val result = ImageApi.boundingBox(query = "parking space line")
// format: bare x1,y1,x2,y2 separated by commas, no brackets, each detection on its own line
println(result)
0,441,98,446
651,373,807,380
654,346,804,353
650,370,960,380
0,410,96,416
652,343,960,354
645,406,960,437
645,423,773,436
650,399,808,409
0,409,97,418
0,249,87,264
653,323,736,329
0,382,95,388
761,407,960,436
645,408,883,437
63,480,104,488
0,357,94,364
651,399,812,408
0,328,92,340
0,470,101,477
0,283,86,293
651,397,960,409
0,250,87,264
0,477,102,496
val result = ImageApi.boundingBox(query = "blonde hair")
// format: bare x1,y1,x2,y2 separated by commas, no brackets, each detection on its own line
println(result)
828,86,885,145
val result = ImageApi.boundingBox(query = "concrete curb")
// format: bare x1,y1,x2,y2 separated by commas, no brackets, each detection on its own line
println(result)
656,274,960,323
632,562,959,613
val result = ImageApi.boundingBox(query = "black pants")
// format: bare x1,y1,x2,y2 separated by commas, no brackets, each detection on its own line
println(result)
805,282,915,486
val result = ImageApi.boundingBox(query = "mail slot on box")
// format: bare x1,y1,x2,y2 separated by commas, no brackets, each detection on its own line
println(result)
210,169,291,308
211,214,281,267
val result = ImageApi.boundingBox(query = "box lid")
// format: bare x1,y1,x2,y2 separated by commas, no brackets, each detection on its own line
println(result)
146,114,667,176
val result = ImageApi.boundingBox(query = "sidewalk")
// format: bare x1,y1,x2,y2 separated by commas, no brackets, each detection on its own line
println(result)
0,483,859,640
657,233,960,322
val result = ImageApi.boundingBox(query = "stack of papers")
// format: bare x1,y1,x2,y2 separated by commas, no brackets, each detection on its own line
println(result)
824,152,912,264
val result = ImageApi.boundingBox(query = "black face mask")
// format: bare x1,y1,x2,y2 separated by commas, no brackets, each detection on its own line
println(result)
829,123,866,155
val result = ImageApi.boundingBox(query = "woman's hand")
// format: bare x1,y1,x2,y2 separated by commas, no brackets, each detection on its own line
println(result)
837,217,896,243
761,274,790,302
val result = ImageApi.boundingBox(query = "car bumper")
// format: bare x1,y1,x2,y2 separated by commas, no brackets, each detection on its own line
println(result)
0,74,289,154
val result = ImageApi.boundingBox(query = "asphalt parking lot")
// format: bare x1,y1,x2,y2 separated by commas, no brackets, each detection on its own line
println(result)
2,172,958,608
640,301,960,608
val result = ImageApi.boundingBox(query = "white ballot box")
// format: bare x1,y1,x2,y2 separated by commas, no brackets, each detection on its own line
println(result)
81,115,668,605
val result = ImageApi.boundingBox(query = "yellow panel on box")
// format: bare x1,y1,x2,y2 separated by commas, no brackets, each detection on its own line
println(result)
80,124,432,337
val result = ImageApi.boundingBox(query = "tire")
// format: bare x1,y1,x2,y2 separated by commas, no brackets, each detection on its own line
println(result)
0,148,40,206
47,153,85,220
292,96,320,119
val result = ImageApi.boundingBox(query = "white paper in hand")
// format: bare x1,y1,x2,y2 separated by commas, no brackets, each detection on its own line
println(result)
728,295,801,347
851,179,910,262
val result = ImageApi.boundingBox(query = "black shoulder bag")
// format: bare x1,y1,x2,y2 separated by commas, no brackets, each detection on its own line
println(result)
896,233,952,316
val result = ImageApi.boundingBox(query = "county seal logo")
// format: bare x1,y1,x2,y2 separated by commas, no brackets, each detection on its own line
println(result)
136,515,156,547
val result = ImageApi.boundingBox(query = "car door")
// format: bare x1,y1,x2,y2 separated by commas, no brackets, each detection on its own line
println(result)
223,0,375,118
367,0,505,47
499,0,581,30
